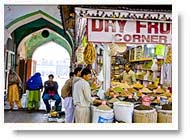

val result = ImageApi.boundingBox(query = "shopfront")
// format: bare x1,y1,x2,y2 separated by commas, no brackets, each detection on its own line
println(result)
85,8,172,88
74,7,173,123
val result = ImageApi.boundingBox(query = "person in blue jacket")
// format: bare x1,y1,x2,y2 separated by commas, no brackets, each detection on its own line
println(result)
42,74,61,113
26,72,43,111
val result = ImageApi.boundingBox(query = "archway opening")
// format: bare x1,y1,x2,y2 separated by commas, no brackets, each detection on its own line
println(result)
32,41,71,110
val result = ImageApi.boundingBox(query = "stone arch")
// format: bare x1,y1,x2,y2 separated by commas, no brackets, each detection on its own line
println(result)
6,10,74,51
18,28,72,59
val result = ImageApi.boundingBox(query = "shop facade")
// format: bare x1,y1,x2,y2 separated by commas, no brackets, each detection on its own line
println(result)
75,7,172,90
74,6,173,123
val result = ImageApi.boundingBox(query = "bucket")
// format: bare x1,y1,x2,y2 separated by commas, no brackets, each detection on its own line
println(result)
134,108,157,123
142,95,151,106
92,107,114,123
160,96,168,105
113,101,134,123
90,105,97,122
158,110,172,123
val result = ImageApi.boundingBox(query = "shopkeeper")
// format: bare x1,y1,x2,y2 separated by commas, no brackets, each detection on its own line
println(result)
120,64,136,85
73,68,102,123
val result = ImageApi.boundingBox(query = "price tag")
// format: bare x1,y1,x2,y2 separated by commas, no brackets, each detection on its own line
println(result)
102,101,106,105
153,90,157,94
155,44,165,56
157,96,160,101
149,82,152,85
128,95,132,98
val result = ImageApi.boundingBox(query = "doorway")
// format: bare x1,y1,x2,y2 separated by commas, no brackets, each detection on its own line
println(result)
32,41,71,110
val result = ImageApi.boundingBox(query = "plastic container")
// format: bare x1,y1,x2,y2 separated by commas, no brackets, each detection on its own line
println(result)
90,105,97,122
160,96,168,105
113,101,134,123
92,107,114,123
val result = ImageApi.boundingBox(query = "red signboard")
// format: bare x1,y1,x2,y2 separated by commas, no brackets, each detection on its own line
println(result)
87,18,172,44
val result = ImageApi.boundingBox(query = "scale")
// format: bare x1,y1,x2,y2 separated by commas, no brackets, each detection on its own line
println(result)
47,117,58,122
47,100,65,122
47,101,59,122
47,111,59,122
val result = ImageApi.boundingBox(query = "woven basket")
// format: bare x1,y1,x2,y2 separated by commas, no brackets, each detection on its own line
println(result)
134,109,157,123
158,110,172,123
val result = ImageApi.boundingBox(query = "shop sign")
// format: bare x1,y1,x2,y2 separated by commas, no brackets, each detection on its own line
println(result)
87,19,172,44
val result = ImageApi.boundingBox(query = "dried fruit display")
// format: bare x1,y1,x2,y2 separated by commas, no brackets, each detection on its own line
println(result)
127,88,138,93
97,104,112,111
133,82,144,89
155,87,165,94
83,43,96,64
119,91,132,97
165,46,172,64
147,84,157,90
141,87,152,94
76,46,85,64
162,104,172,110
113,87,124,93
135,104,153,110
162,92,172,97
108,98,120,103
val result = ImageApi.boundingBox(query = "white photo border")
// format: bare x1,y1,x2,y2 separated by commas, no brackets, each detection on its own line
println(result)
1,0,178,130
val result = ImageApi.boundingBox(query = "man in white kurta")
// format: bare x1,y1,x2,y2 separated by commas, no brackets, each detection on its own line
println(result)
62,67,82,123
73,68,101,123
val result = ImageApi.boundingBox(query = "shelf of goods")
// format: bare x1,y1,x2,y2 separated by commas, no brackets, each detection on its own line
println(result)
96,54,103,74
135,67,161,83
95,46,103,75
128,45,163,85
130,58,162,85
129,58,152,62
111,55,126,81
134,68,160,72
129,45,144,61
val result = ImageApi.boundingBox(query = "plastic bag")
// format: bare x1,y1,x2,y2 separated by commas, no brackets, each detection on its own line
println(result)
151,59,158,71
97,86,105,100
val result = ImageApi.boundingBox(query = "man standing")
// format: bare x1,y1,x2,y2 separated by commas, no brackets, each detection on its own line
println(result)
120,64,136,85
42,74,61,113
72,67,83,86
61,72,74,123
61,67,82,123
63,67,82,123
73,68,101,123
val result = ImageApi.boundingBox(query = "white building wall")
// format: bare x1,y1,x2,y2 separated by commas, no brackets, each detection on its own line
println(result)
4,5,61,26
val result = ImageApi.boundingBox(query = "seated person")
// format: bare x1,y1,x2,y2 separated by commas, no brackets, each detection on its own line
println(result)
42,74,61,113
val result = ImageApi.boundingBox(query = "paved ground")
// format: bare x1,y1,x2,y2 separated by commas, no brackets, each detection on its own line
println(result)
4,109,65,123
4,109,47,123
4,94,65,123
